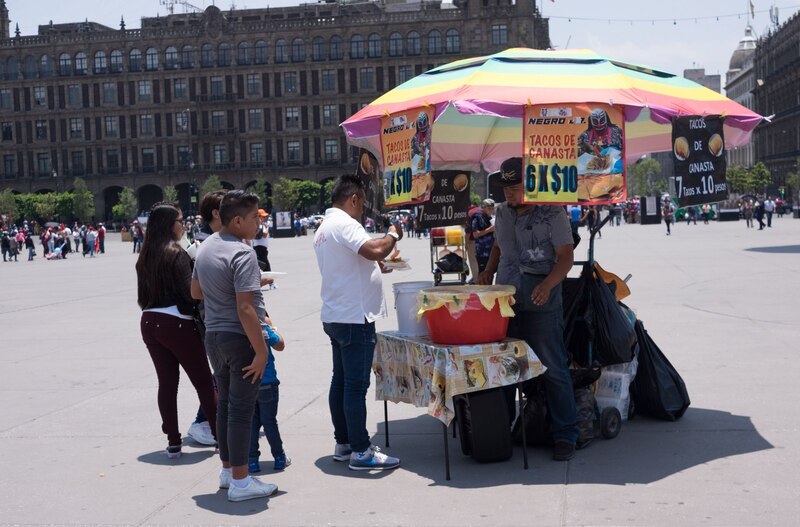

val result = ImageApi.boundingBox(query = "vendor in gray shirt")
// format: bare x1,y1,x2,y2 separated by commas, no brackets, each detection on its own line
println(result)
477,157,579,461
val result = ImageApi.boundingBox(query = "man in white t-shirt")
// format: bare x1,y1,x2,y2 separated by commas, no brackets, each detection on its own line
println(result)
313,174,403,472
763,196,775,227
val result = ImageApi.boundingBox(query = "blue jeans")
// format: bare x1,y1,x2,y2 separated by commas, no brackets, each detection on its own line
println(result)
205,331,261,466
509,293,578,444
323,321,376,453
249,383,284,460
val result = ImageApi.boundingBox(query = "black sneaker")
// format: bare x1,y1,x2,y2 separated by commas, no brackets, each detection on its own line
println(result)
552,441,575,461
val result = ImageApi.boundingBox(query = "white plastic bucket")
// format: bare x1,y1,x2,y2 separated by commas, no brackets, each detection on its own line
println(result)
393,281,433,337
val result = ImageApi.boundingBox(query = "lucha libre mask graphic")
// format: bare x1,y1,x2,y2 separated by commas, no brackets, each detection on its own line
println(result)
416,111,430,134
590,109,608,132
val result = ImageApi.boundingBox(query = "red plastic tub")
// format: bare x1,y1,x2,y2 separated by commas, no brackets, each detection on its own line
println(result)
420,286,515,345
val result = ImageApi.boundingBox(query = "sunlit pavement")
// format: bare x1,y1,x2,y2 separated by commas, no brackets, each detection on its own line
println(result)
0,216,798,525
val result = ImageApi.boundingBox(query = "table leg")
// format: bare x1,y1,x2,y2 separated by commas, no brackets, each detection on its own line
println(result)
443,421,451,481
384,400,390,448
519,385,529,470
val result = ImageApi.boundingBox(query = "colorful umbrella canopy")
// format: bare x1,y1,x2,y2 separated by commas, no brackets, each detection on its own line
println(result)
342,48,762,172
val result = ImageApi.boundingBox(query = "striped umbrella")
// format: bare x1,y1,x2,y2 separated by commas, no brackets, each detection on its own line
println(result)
341,48,762,172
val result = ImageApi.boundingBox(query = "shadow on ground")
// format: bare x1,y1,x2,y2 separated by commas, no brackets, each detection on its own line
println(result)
330,407,773,487
192,489,286,515
744,245,800,254
137,449,215,466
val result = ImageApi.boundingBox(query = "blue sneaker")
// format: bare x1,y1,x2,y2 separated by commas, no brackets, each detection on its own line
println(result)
248,458,261,473
273,453,291,471
348,445,399,471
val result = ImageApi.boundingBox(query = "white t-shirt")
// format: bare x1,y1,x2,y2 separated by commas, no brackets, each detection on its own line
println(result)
313,207,386,324
764,200,775,212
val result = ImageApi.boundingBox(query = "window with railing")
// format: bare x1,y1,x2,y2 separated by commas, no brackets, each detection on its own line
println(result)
287,141,301,165
368,34,382,58
201,45,214,68
71,151,84,175
211,111,226,131
37,153,50,175
250,143,264,166
68,85,81,106
247,74,260,95
407,31,421,56
182,46,195,68
238,42,251,65
94,51,108,74
140,114,154,135
350,35,365,59
145,48,159,71
213,144,227,166
176,112,189,132
321,69,336,92
2,122,12,141
35,120,48,140
359,67,374,90
174,78,187,99
211,76,224,99
275,40,288,64
69,118,83,139
389,33,403,57
312,37,326,61
285,106,299,128
129,49,142,72
322,104,337,126
75,52,88,74
110,50,123,73
255,41,268,64
34,86,47,107
324,139,338,161
284,72,298,94
106,150,119,172
59,53,72,75
104,116,117,137
428,30,442,54
165,47,179,69
142,147,155,172
218,43,231,67
330,36,343,60
138,80,152,100
4,154,16,177
445,29,461,54
398,65,413,84
248,109,263,130
102,82,115,104
0,89,10,109
292,38,306,62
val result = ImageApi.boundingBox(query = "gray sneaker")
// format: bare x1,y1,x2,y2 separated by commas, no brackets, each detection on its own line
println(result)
227,477,278,502
348,445,400,471
333,443,352,462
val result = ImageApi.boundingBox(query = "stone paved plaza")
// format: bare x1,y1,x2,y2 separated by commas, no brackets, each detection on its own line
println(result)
0,216,798,526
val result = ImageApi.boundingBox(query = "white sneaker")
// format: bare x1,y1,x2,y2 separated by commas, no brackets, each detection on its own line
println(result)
187,421,216,446
219,469,232,489
348,445,400,471
227,477,279,502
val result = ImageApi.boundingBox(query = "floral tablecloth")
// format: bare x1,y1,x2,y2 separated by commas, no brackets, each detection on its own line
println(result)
374,331,546,425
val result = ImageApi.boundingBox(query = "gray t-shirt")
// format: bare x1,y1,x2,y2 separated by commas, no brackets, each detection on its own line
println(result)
192,232,265,335
495,203,573,301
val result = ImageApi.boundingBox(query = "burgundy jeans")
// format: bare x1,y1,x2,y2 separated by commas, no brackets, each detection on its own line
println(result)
141,312,217,446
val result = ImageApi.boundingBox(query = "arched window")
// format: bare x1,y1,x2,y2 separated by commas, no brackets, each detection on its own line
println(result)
445,29,460,54
329,36,343,60
0,61,5,81
292,38,305,62
428,30,442,54
23,55,37,79
181,45,194,68
254,40,268,64
165,46,178,68
200,44,214,67
389,32,403,57
350,35,364,59
407,31,421,56
129,49,142,72
110,50,123,72
6,56,19,80
237,42,250,65
218,43,231,66
312,37,326,61
59,53,72,75
39,55,54,77
145,48,159,70
75,52,88,74
367,33,382,58
275,39,288,64
94,51,107,73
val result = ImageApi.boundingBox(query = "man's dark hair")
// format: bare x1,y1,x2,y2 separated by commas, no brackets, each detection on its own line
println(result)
219,190,259,225
331,174,365,205
199,190,228,223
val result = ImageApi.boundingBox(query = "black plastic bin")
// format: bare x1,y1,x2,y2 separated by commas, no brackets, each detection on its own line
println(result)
453,388,512,463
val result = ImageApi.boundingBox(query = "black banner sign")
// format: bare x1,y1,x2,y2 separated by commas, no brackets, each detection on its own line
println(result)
672,115,728,206
414,171,470,228
355,149,383,223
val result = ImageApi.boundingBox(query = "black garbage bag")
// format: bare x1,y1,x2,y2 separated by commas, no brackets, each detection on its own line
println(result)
435,251,464,273
588,266,636,366
563,272,592,366
511,378,552,446
630,319,690,420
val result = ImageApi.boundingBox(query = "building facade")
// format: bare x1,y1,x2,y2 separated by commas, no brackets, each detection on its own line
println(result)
725,26,757,169
753,11,800,194
0,0,549,218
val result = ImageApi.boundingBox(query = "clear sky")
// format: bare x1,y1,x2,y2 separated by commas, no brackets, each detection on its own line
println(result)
5,0,799,88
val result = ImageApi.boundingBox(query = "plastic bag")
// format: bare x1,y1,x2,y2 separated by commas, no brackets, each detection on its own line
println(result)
588,265,636,366
435,251,464,273
630,319,690,421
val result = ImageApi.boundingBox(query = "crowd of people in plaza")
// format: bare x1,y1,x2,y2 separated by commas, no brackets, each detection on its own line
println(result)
0,220,106,262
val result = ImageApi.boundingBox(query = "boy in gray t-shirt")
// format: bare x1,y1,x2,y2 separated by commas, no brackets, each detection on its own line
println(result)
191,190,278,503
